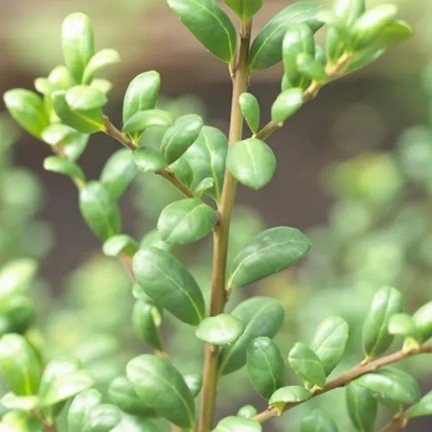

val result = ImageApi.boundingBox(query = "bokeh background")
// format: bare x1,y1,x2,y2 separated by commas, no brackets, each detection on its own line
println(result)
1,0,432,430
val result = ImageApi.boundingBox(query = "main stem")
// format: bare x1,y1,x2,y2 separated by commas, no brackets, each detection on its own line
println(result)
198,20,252,432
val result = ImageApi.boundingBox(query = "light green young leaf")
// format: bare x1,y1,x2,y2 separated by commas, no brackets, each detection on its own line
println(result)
370,20,413,51
83,404,122,432
213,416,262,432
333,0,365,25
0,259,37,300
68,389,102,432
83,48,121,84
43,156,85,182
346,383,377,432
409,393,432,419
102,235,139,258
0,393,39,412
134,147,167,173
184,373,202,398
301,409,338,432
224,0,263,21
48,65,75,90
65,86,108,111
271,89,304,123
297,53,328,83
42,124,88,161
123,109,173,134
269,386,311,414
239,93,260,134
111,416,160,432
0,411,41,432
413,302,432,342
132,300,162,351
194,177,215,196
388,313,419,339
195,314,244,346
237,405,258,419
91,78,112,94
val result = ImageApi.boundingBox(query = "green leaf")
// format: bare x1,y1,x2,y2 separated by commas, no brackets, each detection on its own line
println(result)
0,334,41,396
48,65,75,90
102,235,139,258
413,302,432,342
123,71,161,123
0,259,37,300
296,53,328,83
301,409,338,432
127,355,195,428
79,181,122,241
213,416,262,432
333,0,365,25
170,158,194,188
157,198,216,245
311,317,349,376
219,297,285,375
134,147,167,173
388,313,419,339
354,368,420,405
132,300,162,351
4,89,49,138
52,91,104,134
0,393,39,412
65,86,108,111
249,2,323,70
228,226,311,289
83,404,122,432
83,49,121,84
111,417,160,432
370,20,413,51
161,114,204,164
100,149,137,199
227,138,276,190
247,337,285,399
288,342,326,389
0,412,41,432
271,89,304,123
362,287,404,360
133,247,205,325
167,0,236,63
346,383,377,432
91,78,112,94
224,0,263,21
237,405,258,419
184,373,202,398
43,156,85,182
409,393,432,419
194,177,215,196
62,13,95,83
195,314,244,346
239,93,260,134
269,386,311,414
108,375,156,417
123,109,173,134
68,389,102,432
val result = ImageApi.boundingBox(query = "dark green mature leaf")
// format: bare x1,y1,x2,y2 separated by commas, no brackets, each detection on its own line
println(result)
122,109,173,134
161,114,204,164
346,383,377,432
301,409,338,432
68,389,102,432
167,0,237,63
83,49,121,84
213,416,262,432
65,86,108,111
288,342,326,389
355,368,420,405
133,248,205,325
157,198,216,245
413,302,432,342
271,89,304,123
123,71,161,122
311,317,349,375
224,0,262,21
195,314,244,346
269,386,311,414
249,2,323,70
4,89,49,138
79,181,122,241
247,337,285,399
362,287,404,360
83,404,122,432
184,373,202,398
239,93,260,134
134,147,167,173
228,226,311,289
409,393,432,419
132,300,162,350
127,355,195,428
62,13,94,83
219,297,285,375
43,156,85,182
102,235,139,258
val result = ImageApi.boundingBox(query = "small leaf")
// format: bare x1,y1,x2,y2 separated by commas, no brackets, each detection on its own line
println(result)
311,317,349,376
127,355,195,428
184,373,202,398
370,20,413,51
62,13,95,83
0,259,37,300
409,393,432,419
83,48,121,84
0,393,39,412
296,53,328,83
224,0,263,21
219,297,285,375
195,314,244,346
42,124,88,161
269,386,311,414
388,313,419,339
111,416,160,432
134,147,167,173
333,0,365,26
123,109,173,134
247,337,285,399
288,342,326,389
133,248,205,325
228,226,311,289
157,198,217,245
346,383,377,432
68,389,102,432
65,86,108,111
237,405,258,419
413,302,432,342
79,181,122,241
102,235,139,258
271,89,304,123
83,404,122,432
194,177,215,196
170,158,194,188
213,416,262,432
43,156,85,182
91,78,112,94
48,65,75,90
161,114,204,164
167,0,236,63
301,409,338,432
239,93,260,134
132,300,162,351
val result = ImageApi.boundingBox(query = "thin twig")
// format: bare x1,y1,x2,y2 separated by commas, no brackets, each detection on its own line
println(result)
156,169,195,198
103,115,136,150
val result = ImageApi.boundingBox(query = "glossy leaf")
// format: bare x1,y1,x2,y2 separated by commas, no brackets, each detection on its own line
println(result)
297,53,328,83
83,48,121,84
271,89,304,123
228,226,311,289
48,65,75,90
237,405,258,419
42,124,88,161
134,147,166,173
311,317,349,375
388,313,419,339
301,409,338,432
219,297,285,375
333,0,365,25
195,314,244,346
213,416,262,432
224,0,262,21
409,393,432,419
239,93,260,134
170,158,194,188
102,235,139,258
68,389,102,432
43,156,85,182
132,300,162,350
157,198,216,245
346,383,377,432
370,20,413,51
413,302,432,341
247,337,285,399
123,109,173,134
111,416,160,432
127,355,195,428
269,386,311,414
249,2,323,70
362,287,404,360
79,181,122,241
65,86,108,111
133,247,205,325
83,404,122,432
167,0,236,63
184,373,202,398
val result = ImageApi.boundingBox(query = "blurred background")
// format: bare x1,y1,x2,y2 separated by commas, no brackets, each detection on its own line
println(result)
1,0,432,430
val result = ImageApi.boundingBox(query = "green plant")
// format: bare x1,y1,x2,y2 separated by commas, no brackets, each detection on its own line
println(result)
2,0,431,431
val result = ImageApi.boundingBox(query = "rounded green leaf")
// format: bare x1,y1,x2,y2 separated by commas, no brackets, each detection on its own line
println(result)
296,53,328,83
301,409,338,432
224,0,262,21
0,259,37,300
228,226,311,289
0,412,41,432
333,0,365,26
311,317,349,376
249,2,323,70
4,89,49,139
123,109,173,134
102,235,139,258
184,373,202,398
269,386,311,414
68,389,102,432
409,393,432,419
65,86,108,111
388,313,419,339
42,124,88,161
370,20,413,51
362,286,404,360
237,405,258,419
219,297,285,375
161,114,204,164
167,0,236,63
271,89,304,124
227,138,276,190
133,247,205,325
413,302,432,342
127,355,195,428
48,65,75,90
134,147,167,173
43,156,85,182
83,49,121,84
123,71,161,123
346,383,377,432
195,314,244,346
62,13,95,83
157,198,216,245
132,300,162,350
247,337,285,399
83,404,122,432
213,416,262,432
194,177,215,196
111,416,160,432
239,93,260,134
79,181,122,241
